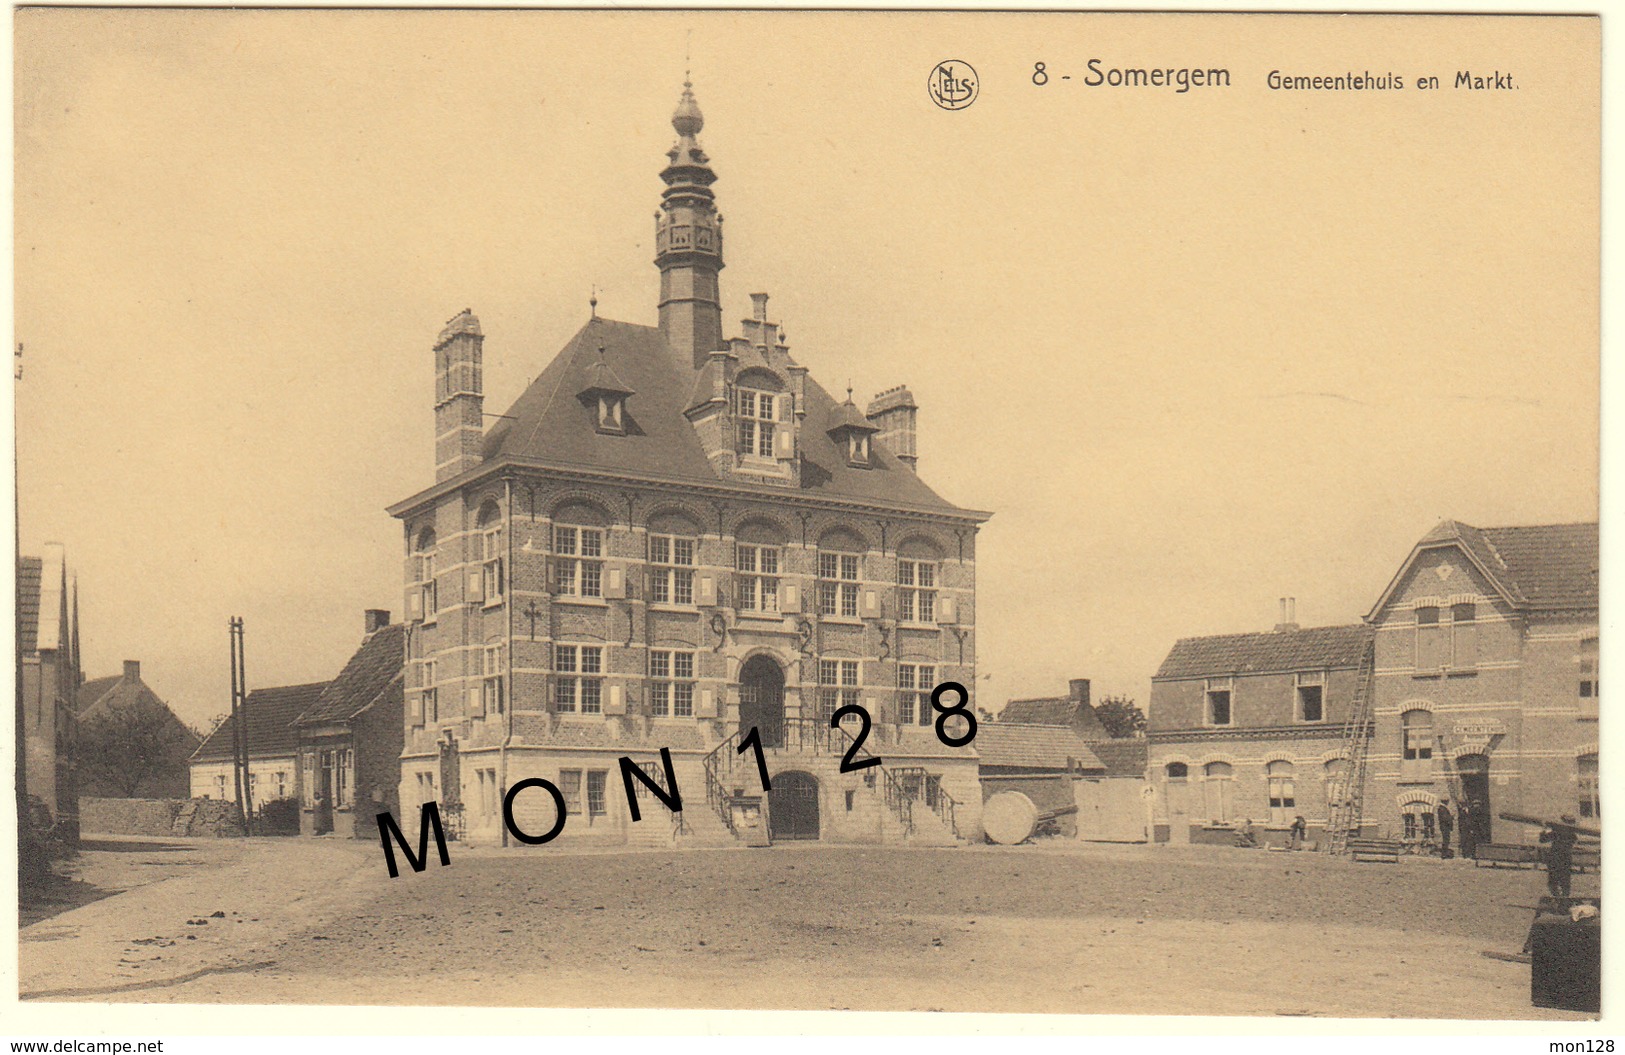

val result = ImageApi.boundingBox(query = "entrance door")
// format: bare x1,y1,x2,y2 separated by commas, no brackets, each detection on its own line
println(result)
1457,753,1492,844
769,771,820,840
739,655,786,748
314,750,334,834
1164,763,1191,844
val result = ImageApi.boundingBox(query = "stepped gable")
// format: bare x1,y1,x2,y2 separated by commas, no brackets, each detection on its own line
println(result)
1155,624,1373,681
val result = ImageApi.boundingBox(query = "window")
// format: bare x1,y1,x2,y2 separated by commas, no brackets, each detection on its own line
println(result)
819,659,860,723
275,771,288,799
737,388,777,459
480,519,505,604
1402,709,1434,761
559,770,582,814
586,770,608,816
1414,606,1444,670
415,546,438,619
1323,758,1349,805
1402,802,1436,842
597,395,625,434
477,768,498,820
846,432,870,466
1450,603,1476,668
1296,672,1324,723
554,645,604,713
554,526,604,598
336,749,353,808
1205,679,1232,726
482,644,505,715
819,552,861,618
416,771,436,807
899,560,938,623
417,659,438,725
1202,762,1234,824
648,534,696,606
1165,762,1188,780
736,543,780,613
1580,636,1599,719
1579,754,1600,820
898,664,936,725
215,774,227,800
649,650,696,717
1266,761,1296,826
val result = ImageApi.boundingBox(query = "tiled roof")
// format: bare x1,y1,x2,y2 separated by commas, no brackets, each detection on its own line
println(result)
1155,624,1373,681
1086,738,1149,779
1476,523,1598,609
999,697,1108,738
17,557,42,656
74,675,122,715
477,317,971,515
295,624,406,725
975,723,1106,771
193,682,328,762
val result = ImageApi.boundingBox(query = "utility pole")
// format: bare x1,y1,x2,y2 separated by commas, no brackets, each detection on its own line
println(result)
228,616,254,835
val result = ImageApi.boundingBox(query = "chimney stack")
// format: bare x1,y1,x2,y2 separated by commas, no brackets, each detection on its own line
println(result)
1274,597,1300,633
1068,678,1092,708
123,659,141,682
866,386,919,468
365,609,392,635
433,309,485,482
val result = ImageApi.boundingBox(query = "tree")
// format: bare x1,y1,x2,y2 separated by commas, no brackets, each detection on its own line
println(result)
78,697,199,798
1094,694,1147,738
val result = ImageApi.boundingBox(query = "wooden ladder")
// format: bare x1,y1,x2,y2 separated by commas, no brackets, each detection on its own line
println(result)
1326,636,1378,855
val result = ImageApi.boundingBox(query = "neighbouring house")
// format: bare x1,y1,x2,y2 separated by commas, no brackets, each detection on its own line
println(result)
293,611,406,838
1363,520,1598,848
18,544,82,843
1148,605,1372,848
189,681,328,813
74,660,200,798
385,83,991,848
1000,678,1107,739
975,723,1107,838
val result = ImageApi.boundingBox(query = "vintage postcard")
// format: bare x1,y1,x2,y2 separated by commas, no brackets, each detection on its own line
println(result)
10,6,1605,1035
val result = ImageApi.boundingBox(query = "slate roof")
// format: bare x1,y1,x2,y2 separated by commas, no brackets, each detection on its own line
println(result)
193,682,328,762
295,624,406,725
1155,624,1373,681
974,723,1106,771
473,317,972,516
17,556,42,656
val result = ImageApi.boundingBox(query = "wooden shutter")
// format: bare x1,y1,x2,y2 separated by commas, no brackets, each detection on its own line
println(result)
467,569,484,604
604,563,627,600
937,595,957,625
468,686,484,718
781,581,801,614
605,682,626,715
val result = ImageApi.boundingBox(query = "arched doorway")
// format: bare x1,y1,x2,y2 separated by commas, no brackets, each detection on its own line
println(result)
739,654,786,748
769,771,820,841
1456,753,1492,845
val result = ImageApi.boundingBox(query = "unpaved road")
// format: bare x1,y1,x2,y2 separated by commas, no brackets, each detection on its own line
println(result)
22,837,1596,1019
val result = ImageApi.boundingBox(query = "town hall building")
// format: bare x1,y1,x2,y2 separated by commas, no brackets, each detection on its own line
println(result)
386,84,991,847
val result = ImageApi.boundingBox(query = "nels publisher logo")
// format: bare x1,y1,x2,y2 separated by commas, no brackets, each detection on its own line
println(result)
928,60,978,110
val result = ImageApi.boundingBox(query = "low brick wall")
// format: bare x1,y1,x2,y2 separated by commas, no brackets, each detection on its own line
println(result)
79,797,245,838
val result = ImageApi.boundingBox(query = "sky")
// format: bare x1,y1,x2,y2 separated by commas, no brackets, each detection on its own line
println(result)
13,11,1599,732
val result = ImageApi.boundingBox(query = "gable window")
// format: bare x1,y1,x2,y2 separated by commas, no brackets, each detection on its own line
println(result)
1205,678,1233,726
481,644,505,715
898,663,936,726
736,543,780,613
414,532,438,621
649,649,696,718
899,560,937,623
649,534,696,606
1580,636,1599,719
737,388,777,459
1579,754,1600,819
1266,761,1296,826
819,659,860,723
819,552,861,618
554,526,604,599
554,644,603,714
479,506,505,605
1296,672,1324,723
1450,603,1477,668
1202,762,1234,824
1414,606,1444,671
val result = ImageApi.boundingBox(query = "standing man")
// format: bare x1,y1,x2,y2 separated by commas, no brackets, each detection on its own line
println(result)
1458,799,1478,860
1436,798,1455,859
1539,815,1579,899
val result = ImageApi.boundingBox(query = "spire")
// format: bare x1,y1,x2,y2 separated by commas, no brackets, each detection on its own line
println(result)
655,78,725,370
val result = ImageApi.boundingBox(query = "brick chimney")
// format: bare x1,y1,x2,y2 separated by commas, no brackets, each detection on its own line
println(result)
365,609,391,635
433,309,484,482
1274,597,1299,633
1068,678,1091,709
866,386,918,468
123,659,141,683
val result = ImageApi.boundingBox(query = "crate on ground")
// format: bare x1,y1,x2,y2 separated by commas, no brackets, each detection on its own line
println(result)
1474,843,1541,869
1347,837,1402,863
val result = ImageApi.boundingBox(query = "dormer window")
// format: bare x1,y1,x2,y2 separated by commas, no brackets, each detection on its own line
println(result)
847,433,870,464
577,351,635,437
827,391,880,469
737,388,777,458
597,395,625,433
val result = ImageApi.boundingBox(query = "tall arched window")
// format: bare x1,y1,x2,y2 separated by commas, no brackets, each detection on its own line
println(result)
1579,754,1600,820
413,528,438,620
1323,757,1349,807
1266,761,1296,826
477,501,504,605
1402,709,1434,760
1203,762,1234,824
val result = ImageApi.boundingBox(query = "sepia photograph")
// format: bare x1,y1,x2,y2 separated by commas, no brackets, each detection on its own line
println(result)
10,7,1605,1031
